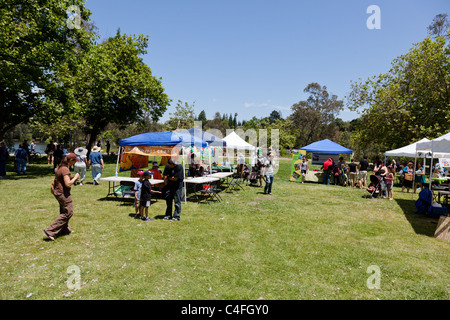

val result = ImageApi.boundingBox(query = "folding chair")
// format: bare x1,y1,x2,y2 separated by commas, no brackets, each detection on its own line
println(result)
119,180,136,205
200,181,221,203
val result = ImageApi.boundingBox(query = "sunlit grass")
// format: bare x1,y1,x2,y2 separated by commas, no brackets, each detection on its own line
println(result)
0,158,448,300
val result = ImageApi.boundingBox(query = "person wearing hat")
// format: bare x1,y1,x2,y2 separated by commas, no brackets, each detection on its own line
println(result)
88,145,104,185
44,153,79,241
139,171,162,221
74,147,88,185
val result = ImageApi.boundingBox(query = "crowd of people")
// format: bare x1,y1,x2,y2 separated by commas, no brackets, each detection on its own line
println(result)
320,155,436,200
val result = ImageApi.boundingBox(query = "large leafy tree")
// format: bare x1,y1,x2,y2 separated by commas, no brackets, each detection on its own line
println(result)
0,0,93,140
347,34,450,152
75,32,170,151
288,83,343,148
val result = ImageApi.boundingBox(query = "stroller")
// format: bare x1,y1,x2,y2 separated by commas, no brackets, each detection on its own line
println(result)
247,166,259,186
362,175,382,198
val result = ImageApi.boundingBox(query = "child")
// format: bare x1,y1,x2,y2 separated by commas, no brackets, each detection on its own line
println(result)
139,171,162,221
385,166,394,200
134,171,144,219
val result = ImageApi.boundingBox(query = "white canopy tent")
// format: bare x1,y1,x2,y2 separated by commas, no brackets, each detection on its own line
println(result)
223,131,256,150
415,132,450,191
385,138,431,158
223,131,257,166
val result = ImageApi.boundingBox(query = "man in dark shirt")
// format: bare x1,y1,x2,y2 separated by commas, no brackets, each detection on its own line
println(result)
358,155,369,188
163,158,184,221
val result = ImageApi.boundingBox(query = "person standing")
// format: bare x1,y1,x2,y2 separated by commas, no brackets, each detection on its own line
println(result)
163,158,184,221
139,171,162,221
44,153,79,241
385,166,395,200
134,171,144,219
322,158,333,185
0,142,9,177
300,157,308,184
14,144,28,175
358,155,369,189
106,141,111,156
74,147,88,185
45,140,55,165
89,146,104,185
414,162,426,193
348,158,358,188
262,151,277,195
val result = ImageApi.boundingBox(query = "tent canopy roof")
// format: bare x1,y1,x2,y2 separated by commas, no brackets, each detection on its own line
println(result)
187,128,226,146
223,131,256,150
300,139,352,154
416,132,450,155
385,138,431,157
119,131,182,147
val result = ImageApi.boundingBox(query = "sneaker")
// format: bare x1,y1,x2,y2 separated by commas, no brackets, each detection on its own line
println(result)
144,217,153,221
163,216,172,220
93,179,99,185
171,217,180,221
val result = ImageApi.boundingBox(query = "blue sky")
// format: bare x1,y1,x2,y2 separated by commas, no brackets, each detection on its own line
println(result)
85,0,449,123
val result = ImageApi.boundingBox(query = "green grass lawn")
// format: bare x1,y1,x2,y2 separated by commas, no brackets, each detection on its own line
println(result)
0,158,448,300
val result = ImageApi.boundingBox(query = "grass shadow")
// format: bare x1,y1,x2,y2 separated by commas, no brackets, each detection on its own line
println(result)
395,198,439,237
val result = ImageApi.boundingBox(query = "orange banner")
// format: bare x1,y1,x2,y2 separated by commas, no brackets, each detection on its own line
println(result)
122,146,180,156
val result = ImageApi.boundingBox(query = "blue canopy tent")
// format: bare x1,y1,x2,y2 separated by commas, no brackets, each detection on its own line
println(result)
301,139,352,166
301,139,353,154
187,127,226,147
119,131,182,147
118,131,210,203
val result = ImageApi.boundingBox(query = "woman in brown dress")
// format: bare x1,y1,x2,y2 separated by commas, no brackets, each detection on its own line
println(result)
44,153,79,241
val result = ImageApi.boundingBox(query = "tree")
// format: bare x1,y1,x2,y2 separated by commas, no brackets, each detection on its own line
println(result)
288,83,343,147
0,0,94,140
167,100,195,130
197,110,207,127
268,110,282,124
347,35,450,151
427,13,450,38
76,32,170,151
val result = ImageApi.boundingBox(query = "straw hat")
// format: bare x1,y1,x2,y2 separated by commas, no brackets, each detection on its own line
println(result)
91,146,101,153
74,147,87,156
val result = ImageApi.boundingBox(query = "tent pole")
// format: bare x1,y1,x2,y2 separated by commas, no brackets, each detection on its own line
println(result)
183,146,186,204
115,146,121,177
412,155,417,200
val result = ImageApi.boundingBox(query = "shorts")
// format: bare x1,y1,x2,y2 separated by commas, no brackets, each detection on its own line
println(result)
349,172,357,179
140,200,151,208
301,170,307,174
134,199,140,208
358,171,367,180
386,184,393,190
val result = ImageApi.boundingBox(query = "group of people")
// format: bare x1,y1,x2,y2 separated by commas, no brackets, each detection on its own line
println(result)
322,156,370,188
43,155,184,241
239,150,278,195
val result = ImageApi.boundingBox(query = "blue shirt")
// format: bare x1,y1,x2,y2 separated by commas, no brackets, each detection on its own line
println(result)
89,152,103,164
134,180,143,200
14,148,27,159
